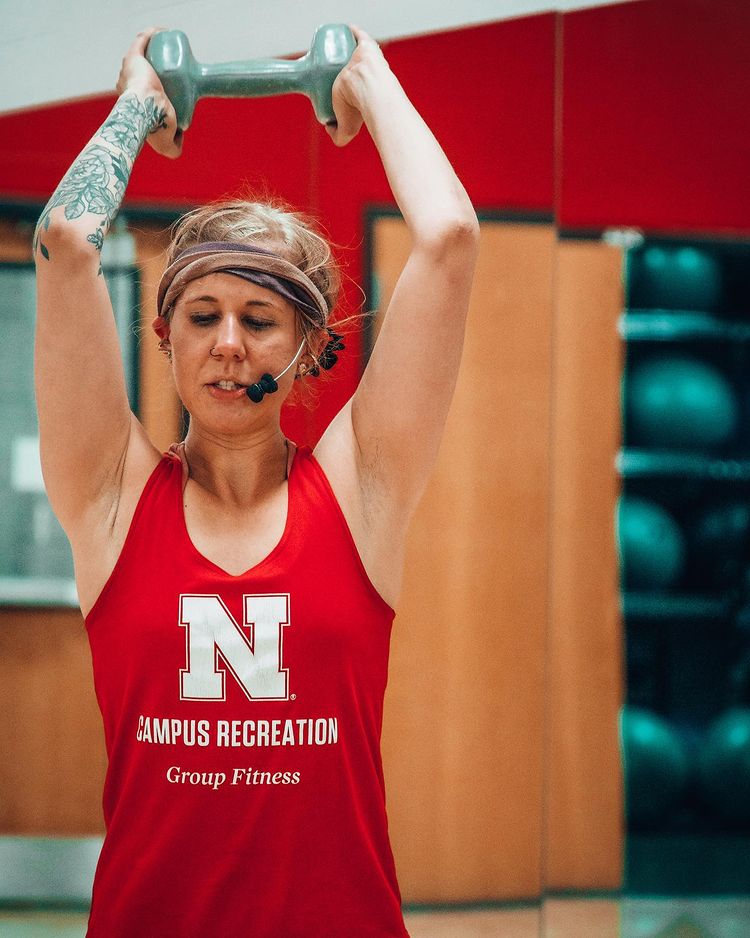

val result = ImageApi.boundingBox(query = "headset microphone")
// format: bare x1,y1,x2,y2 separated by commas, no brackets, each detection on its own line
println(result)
245,338,306,403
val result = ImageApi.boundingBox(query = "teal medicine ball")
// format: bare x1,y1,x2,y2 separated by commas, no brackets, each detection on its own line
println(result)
620,706,691,827
696,708,750,825
628,245,723,312
616,495,685,590
626,356,738,451
691,502,750,589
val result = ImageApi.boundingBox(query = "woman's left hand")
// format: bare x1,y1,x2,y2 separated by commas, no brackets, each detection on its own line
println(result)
325,24,395,147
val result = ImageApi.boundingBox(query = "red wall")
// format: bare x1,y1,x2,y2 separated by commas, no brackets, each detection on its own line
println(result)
560,0,750,233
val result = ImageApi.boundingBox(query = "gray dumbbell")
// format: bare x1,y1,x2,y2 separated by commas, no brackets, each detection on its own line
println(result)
146,24,356,129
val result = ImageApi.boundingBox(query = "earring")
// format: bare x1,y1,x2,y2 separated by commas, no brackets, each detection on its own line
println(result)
309,328,345,377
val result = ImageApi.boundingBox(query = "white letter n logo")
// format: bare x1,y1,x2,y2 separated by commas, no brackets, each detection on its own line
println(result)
179,593,290,702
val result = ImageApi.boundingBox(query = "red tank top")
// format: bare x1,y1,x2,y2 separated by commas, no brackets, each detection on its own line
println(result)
84,441,408,938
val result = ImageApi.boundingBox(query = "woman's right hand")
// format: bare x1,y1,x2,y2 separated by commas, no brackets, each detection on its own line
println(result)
116,26,183,159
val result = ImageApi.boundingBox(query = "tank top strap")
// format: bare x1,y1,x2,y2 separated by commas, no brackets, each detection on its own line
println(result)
289,444,395,618
167,440,189,492
118,448,181,543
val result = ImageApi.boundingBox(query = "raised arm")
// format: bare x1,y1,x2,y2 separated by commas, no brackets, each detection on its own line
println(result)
33,27,180,535
324,26,480,513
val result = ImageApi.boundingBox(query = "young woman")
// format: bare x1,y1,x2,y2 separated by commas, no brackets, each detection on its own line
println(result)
34,24,479,938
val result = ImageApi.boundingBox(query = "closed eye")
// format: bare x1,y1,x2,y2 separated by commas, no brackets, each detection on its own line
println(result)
190,314,274,330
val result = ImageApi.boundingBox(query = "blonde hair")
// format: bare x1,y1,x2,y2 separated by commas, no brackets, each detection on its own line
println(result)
162,190,370,409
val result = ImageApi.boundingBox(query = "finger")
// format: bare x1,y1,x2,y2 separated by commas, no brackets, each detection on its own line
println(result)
347,24,364,43
126,34,151,57
132,26,167,54
348,24,372,42
326,125,344,147
165,127,184,156
138,25,167,37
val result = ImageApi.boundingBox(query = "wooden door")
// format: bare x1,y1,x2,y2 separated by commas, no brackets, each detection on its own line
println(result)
544,236,625,891
374,216,556,901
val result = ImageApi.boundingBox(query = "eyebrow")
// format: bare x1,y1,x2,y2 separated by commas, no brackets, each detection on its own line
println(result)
184,295,279,310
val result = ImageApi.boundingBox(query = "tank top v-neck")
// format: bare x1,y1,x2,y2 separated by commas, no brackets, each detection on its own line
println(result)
83,441,408,938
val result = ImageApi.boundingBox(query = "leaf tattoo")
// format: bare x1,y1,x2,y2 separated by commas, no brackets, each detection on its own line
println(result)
100,92,167,153
33,91,167,271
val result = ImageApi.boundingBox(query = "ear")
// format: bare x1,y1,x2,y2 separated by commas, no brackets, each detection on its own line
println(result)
296,328,326,369
152,315,170,341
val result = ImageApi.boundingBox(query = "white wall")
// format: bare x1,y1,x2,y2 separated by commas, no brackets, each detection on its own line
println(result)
0,0,634,116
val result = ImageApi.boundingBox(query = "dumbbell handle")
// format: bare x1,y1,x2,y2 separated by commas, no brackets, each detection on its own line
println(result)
194,53,321,96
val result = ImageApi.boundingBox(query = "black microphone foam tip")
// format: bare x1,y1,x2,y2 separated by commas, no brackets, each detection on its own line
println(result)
259,373,278,393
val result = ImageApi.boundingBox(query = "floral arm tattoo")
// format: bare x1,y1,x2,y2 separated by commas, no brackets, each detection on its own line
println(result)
33,90,167,274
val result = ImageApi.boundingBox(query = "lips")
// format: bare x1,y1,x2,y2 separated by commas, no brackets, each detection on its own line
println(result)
207,384,249,400
209,381,248,388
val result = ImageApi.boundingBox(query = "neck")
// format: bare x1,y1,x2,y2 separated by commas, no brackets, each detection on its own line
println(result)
182,425,290,507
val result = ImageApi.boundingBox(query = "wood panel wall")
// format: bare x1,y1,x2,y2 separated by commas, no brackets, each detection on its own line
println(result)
376,221,625,900
544,238,625,891
377,218,555,901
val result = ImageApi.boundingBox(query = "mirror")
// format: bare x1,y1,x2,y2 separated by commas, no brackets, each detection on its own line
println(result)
545,0,750,935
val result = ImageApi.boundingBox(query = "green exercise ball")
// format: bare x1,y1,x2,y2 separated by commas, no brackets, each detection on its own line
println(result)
626,355,738,451
629,245,724,312
617,495,686,590
620,706,691,827
690,502,750,589
696,708,750,825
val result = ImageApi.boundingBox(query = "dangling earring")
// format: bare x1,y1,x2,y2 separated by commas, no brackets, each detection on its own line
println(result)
158,339,172,362
310,328,345,376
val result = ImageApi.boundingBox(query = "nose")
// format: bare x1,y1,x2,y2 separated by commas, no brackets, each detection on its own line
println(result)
210,315,246,359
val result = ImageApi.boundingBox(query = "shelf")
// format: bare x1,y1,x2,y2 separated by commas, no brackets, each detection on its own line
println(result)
617,449,750,481
619,310,750,341
0,576,79,608
626,833,750,894
622,592,731,620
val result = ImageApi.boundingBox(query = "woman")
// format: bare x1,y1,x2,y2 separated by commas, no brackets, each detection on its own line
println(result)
34,24,479,938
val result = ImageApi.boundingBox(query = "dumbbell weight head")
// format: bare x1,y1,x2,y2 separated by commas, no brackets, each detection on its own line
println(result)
146,24,356,131
299,24,357,124
146,30,200,131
